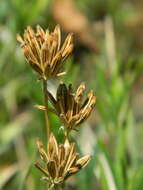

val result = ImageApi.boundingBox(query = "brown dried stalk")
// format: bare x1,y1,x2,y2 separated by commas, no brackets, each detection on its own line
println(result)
17,24,95,190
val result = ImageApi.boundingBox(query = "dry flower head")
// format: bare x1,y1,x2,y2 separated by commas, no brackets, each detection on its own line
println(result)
35,133,90,188
47,83,96,133
17,25,73,80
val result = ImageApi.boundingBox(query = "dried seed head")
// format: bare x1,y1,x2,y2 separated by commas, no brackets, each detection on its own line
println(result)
47,83,96,133
17,25,73,80
35,133,91,188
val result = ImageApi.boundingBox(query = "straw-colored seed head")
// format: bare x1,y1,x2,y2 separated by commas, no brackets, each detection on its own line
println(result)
47,83,96,132
17,25,73,80
35,133,90,188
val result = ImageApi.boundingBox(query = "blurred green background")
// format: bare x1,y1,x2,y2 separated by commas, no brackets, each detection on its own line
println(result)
1,0,143,189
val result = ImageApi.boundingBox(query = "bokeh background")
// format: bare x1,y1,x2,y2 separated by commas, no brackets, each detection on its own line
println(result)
1,0,143,189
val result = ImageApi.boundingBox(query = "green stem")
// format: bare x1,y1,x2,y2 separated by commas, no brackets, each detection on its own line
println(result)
43,80,51,138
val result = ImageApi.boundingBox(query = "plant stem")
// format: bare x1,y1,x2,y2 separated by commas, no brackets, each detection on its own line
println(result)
43,79,51,138
54,184,64,190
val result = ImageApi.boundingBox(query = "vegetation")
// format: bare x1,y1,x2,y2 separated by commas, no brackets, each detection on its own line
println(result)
1,0,143,190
